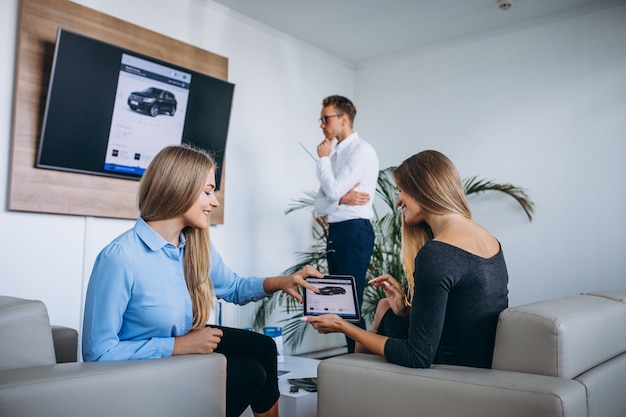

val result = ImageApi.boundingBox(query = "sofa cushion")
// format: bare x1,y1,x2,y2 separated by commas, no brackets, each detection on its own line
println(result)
318,354,587,417
492,292,626,378
0,354,227,417
0,296,57,371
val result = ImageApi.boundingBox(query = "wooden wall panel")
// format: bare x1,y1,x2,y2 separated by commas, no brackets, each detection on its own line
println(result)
9,0,227,223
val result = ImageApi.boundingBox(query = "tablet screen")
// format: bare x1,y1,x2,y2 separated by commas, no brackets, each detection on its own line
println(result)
303,275,361,322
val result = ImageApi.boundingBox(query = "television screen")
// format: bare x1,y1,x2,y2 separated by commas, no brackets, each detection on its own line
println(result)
37,28,234,187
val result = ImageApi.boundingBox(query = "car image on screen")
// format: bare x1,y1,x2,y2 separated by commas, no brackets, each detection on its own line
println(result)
317,286,347,296
128,87,177,117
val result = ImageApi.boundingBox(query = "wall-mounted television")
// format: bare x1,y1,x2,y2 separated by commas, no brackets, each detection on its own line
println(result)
37,28,234,188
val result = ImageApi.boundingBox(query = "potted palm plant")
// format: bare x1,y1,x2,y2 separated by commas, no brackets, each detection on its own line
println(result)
253,167,535,350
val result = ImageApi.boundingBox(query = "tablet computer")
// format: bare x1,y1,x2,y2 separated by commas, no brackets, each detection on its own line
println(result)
303,275,361,322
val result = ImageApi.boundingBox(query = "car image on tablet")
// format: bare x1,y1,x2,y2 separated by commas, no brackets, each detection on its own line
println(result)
317,286,346,296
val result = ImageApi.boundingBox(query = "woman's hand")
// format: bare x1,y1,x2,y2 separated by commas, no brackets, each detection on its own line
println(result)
173,326,223,355
263,265,323,303
302,314,389,357
369,275,410,317
301,314,346,334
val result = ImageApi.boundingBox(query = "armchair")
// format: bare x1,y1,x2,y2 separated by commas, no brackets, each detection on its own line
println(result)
0,295,226,417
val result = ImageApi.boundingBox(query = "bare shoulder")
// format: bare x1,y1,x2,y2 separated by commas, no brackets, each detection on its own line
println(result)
436,220,500,259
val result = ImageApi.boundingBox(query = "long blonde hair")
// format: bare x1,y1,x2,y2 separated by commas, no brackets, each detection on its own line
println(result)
138,144,215,329
392,150,471,300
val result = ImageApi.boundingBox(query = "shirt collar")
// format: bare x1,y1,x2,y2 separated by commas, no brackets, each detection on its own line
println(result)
336,132,358,151
134,217,186,251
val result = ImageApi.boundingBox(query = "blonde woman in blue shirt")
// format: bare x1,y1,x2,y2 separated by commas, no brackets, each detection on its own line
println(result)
83,144,322,417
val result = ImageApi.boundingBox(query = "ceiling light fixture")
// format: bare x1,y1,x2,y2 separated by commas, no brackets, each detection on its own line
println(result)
497,0,512,10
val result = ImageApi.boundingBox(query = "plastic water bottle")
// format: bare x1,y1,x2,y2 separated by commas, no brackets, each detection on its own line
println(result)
263,327,284,363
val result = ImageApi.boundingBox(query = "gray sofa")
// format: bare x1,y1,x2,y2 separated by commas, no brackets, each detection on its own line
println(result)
318,290,626,417
0,295,226,417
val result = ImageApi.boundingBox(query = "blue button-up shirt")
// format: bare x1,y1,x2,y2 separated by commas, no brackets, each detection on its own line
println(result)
82,217,268,361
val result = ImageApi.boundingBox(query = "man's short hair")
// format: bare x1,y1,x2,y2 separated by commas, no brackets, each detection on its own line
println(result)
322,95,356,126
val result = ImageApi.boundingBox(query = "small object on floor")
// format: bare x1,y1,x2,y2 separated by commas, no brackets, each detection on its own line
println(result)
287,377,318,392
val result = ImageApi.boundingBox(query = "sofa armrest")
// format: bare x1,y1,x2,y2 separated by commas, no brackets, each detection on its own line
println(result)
51,325,78,363
318,354,586,417
0,354,226,417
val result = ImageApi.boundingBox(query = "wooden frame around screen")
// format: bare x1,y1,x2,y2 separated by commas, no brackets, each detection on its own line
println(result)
8,0,227,223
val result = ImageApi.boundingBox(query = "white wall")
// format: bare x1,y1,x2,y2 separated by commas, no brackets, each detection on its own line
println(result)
1,0,625,355
0,0,350,353
355,3,626,306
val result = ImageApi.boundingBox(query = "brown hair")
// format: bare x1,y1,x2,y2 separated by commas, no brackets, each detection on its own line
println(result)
392,150,471,299
138,144,215,329
322,95,357,127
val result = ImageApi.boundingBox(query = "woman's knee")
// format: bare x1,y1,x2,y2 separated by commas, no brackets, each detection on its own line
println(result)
375,298,391,319
228,357,267,391
258,333,278,355
377,298,390,310
373,298,391,330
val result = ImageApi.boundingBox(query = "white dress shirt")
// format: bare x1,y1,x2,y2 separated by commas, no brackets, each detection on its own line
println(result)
314,132,379,223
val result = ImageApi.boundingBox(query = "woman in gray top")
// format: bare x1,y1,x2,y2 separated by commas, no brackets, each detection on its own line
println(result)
303,150,509,368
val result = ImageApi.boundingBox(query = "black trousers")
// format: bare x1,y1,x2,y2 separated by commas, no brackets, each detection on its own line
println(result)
327,218,375,353
213,326,280,417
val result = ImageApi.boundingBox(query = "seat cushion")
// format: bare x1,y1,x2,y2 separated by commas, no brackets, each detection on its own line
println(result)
318,354,587,417
0,296,57,371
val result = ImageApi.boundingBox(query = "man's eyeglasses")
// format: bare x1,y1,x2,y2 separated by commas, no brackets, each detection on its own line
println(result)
319,114,343,124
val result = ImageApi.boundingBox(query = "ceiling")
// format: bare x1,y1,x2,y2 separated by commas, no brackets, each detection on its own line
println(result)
203,0,623,66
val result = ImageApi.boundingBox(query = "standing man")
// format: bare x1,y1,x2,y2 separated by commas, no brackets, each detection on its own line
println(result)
314,95,380,353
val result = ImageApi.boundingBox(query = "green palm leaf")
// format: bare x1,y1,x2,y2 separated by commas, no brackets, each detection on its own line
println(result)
464,176,535,221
